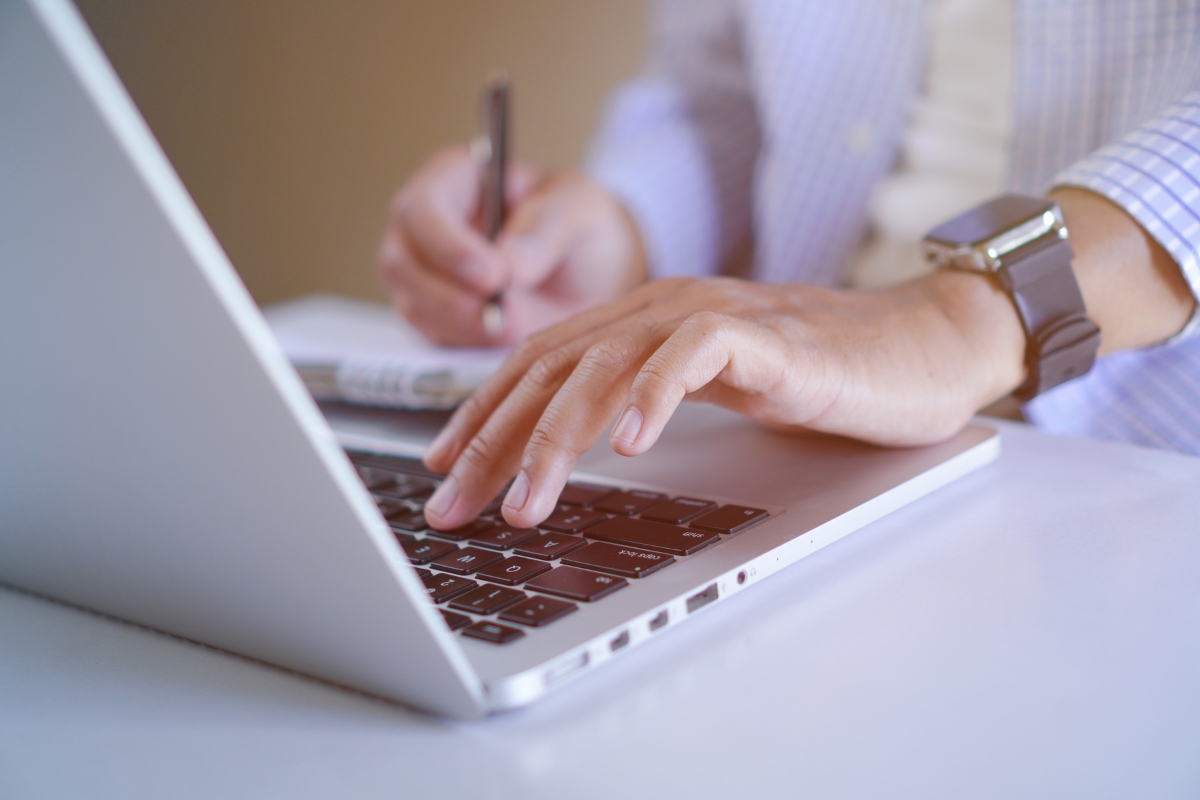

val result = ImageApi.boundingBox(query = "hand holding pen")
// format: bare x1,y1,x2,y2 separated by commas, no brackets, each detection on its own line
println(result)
377,74,648,347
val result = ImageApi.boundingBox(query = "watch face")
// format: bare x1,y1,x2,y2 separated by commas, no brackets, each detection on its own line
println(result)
925,194,1053,248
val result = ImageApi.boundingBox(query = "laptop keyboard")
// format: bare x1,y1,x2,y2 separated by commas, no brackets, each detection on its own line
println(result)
346,450,768,646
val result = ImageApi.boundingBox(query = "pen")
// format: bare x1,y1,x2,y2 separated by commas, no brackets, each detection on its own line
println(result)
478,73,509,338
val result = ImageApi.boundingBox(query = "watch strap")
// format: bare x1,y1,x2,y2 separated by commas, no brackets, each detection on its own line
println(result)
996,236,1101,400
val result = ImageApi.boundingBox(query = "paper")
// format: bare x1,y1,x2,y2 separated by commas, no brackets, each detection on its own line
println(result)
264,294,508,410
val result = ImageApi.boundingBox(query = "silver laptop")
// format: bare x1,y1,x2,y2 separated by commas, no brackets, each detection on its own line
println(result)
0,0,999,717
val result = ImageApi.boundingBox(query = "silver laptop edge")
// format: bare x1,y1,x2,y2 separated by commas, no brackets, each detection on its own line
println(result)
1,0,484,717
0,0,999,717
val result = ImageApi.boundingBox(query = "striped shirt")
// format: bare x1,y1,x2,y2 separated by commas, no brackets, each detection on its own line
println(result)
587,0,1200,456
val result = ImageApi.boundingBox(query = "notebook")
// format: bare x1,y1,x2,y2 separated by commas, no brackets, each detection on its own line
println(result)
0,0,1000,717
265,294,507,410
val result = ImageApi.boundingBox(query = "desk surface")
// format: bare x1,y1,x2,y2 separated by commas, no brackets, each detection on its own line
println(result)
3,419,1199,799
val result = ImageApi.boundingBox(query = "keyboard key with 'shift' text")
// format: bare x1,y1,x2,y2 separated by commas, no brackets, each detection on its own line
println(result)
513,533,587,560
448,585,526,615
474,556,552,586
430,546,503,575
690,505,769,534
587,517,719,556
525,566,627,602
499,596,578,627
560,541,675,579
461,620,525,644
422,573,477,603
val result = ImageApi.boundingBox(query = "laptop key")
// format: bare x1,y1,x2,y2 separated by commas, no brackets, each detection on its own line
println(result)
594,490,665,516
414,567,431,578
347,452,444,481
587,517,720,556
690,505,769,534
639,496,717,525
461,620,525,644
440,609,472,631
422,573,477,603
474,556,552,586
541,508,607,534
560,542,675,579
426,518,494,541
430,546,504,575
479,494,506,517
525,566,627,602
355,465,396,490
513,533,587,560
448,585,526,615
557,482,617,508
470,523,539,551
373,476,437,501
499,596,577,627
398,536,457,565
387,509,429,532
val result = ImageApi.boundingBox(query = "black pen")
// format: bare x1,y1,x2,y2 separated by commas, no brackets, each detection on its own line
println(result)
478,73,509,337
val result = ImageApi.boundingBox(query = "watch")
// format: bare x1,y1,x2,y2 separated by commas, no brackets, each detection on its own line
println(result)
922,194,1101,401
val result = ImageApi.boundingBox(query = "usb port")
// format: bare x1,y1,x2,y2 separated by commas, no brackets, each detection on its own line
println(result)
686,583,719,614
609,630,630,652
649,609,669,632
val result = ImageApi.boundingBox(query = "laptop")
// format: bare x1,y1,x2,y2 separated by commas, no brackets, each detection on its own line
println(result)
0,0,999,718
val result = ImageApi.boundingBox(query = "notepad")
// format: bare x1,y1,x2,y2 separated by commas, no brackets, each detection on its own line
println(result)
264,295,507,410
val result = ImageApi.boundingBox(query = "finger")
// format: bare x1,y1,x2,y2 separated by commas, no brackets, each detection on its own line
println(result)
427,326,654,530
610,312,792,456
423,279,686,473
394,150,506,295
423,343,583,529
379,235,493,345
496,189,577,288
500,333,650,527
506,160,544,208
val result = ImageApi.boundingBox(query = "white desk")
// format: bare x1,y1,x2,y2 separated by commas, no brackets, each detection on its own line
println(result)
3,419,1199,799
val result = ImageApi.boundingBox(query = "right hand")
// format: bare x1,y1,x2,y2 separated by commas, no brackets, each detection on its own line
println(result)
378,145,648,347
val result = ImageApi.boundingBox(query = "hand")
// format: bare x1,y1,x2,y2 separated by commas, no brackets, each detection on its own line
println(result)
420,271,1028,530
377,145,648,346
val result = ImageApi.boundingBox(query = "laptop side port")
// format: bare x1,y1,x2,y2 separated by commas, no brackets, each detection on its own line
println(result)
686,583,719,614
649,609,669,632
609,630,630,652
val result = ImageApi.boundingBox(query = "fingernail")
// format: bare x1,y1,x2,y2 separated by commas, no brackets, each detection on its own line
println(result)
504,470,531,513
425,475,458,519
611,406,643,446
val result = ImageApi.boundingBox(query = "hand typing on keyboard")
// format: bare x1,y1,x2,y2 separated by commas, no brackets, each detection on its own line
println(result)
419,272,1024,531
349,451,768,645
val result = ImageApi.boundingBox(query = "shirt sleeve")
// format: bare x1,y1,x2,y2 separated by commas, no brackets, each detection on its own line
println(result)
1051,91,1200,339
585,0,760,280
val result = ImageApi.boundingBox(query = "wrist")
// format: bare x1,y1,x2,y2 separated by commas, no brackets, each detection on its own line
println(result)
918,269,1027,410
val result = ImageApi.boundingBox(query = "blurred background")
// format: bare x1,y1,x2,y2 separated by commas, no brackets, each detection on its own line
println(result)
75,0,647,307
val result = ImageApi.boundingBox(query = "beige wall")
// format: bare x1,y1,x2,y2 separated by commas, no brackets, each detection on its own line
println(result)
76,1,647,307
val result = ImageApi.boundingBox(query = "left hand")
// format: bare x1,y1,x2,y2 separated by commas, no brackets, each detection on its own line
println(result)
420,271,1027,530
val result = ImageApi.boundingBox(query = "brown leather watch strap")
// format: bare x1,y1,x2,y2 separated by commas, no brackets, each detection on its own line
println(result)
996,236,1101,400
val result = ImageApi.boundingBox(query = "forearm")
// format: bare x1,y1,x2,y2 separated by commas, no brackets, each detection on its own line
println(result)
1050,187,1196,356
927,187,1196,410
